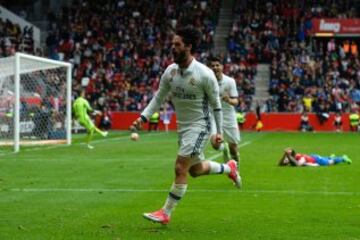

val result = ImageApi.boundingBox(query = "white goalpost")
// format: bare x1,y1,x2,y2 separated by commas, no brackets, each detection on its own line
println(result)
0,52,72,153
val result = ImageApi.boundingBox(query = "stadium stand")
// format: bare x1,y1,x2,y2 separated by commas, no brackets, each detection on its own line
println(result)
44,0,221,111
1,0,359,117
0,18,35,57
227,0,359,113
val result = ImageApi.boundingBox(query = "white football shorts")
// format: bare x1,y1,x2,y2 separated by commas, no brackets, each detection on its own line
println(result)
177,128,210,165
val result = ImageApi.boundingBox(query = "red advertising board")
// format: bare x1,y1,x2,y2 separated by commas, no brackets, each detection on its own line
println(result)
311,18,360,36
108,112,352,132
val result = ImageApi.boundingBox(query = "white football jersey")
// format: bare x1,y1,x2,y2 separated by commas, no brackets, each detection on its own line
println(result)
142,59,222,132
218,74,238,126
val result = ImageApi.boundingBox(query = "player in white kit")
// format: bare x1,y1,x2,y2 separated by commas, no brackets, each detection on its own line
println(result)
131,27,241,225
208,56,241,164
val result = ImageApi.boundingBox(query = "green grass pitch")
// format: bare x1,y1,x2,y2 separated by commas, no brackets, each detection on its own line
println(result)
0,131,359,240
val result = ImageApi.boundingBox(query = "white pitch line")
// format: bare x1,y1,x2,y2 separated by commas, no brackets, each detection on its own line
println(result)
6,188,359,196
208,141,251,161
0,132,169,156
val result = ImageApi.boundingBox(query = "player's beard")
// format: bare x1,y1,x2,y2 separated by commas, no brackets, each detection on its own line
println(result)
173,50,187,65
214,71,222,80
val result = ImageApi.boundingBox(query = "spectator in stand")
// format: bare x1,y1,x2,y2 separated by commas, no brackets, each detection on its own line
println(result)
350,87,360,105
302,92,313,112
299,111,313,132
349,110,359,132
99,107,112,131
160,102,174,132
314,98,330,125
0,18,35,57
350,41,358,56
334,112,343,132
254,101,263,131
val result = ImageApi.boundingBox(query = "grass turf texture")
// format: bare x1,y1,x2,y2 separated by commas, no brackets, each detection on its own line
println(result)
0,131,359,240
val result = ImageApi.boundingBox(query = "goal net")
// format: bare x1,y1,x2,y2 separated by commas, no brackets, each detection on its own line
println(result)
0,53,72,153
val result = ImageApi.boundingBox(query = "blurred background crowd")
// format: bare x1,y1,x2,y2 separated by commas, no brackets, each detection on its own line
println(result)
1,0,359,118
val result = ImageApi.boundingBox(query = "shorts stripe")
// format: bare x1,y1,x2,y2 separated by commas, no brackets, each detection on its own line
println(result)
202,95,211,131
191,131,206,158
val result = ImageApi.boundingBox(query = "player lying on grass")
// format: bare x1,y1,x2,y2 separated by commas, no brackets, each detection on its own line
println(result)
73,90,108,149
279,147,352,167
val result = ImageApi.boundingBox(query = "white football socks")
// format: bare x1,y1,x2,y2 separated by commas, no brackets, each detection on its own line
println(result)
163,183,187,216
209,161,231,174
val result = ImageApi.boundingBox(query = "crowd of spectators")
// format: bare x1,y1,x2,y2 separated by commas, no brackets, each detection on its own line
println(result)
0,18,35,57
228,0,359,63
267,39,360,115
249,0,360,115
227,0,360,112
222,55,257,112
225,0,359,115
2,0,360,118
44,0,220,112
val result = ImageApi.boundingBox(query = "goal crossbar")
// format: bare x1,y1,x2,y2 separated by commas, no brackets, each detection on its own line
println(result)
0,52,72,152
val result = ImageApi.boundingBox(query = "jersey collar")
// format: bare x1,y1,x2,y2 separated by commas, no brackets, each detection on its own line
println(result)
178,58,196,76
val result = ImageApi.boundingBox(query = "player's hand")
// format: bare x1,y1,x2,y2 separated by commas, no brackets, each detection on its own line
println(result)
222,95,230,103
210,134,223,150
93,110,102,115
214,133,223,144
130,117,143,131
284,147,292,154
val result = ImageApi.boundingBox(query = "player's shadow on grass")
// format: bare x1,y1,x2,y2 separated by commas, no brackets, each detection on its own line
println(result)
141,224,169,234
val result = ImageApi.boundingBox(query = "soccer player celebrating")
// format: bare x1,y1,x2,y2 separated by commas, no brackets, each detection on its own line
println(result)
208,56,241,164
131,27,241,225
73,90,108,149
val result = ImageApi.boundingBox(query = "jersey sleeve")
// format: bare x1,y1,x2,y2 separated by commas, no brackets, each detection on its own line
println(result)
229,78,239,98
204,69,223,134
84,99,93,112
204,70,221,110
141,67,171,120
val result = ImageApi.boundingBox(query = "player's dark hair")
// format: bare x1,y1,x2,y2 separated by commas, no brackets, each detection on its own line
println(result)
176,26,201,53
207,55,222,63
291,150,296,157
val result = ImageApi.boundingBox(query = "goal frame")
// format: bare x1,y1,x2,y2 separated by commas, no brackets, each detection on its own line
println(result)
12,52,72,152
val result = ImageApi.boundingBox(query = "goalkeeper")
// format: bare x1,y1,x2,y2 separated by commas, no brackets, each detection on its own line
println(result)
73,90,108,149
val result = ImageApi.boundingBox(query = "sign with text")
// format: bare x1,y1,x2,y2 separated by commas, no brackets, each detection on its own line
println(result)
311,18,360,36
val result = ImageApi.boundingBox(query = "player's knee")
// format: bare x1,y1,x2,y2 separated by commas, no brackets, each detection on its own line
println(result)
174,163,188,177
188,168,199,178
188,164,202,178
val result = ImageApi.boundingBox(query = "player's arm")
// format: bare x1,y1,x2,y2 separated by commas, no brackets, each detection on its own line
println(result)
278,152,288,166
303,162,319,167
205,70,223,136
131,69,171,130
92,110,102,115
84,99,93,113
222,95,239,106
222,78,239,106
287,155,301,166
284,149,302,166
